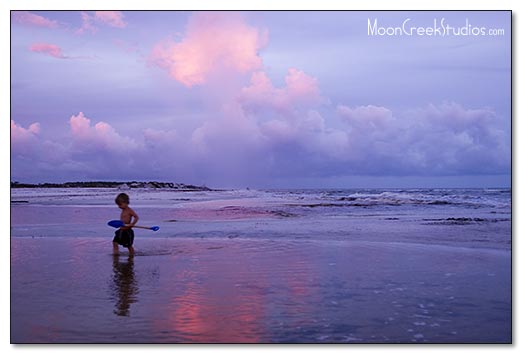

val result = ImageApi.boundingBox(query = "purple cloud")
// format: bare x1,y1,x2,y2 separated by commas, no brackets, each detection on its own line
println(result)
11,120,69,171
336,102,509,175
10,99,509,185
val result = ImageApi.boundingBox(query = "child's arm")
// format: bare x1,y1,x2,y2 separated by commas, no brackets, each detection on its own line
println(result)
128,208,139,227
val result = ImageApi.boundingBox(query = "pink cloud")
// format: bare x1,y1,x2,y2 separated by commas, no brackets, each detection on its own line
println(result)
29,43,67,59
285,68,323,104
149,12,268,87
77,11,126,34
11,120,42,157
69,112,139,153
239,68,325,114
94,11,127,28
76,11,97,34
11,120,40,142
11,11,58,28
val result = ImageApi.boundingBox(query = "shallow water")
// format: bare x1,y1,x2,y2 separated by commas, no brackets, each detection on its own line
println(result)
11,237,511,343
10,188,512,343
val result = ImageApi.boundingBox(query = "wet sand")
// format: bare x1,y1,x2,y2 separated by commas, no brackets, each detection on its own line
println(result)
11,236,511,343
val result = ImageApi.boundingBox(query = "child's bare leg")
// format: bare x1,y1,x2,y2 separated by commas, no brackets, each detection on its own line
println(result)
113,242,119,255
128,246,135,255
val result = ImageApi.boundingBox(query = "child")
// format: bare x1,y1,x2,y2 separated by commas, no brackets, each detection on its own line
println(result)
113,193,139,255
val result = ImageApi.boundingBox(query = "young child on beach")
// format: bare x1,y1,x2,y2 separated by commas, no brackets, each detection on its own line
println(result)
113,193,139,255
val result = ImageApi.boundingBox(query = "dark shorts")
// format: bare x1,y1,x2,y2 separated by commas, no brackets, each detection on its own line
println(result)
113,229,135,248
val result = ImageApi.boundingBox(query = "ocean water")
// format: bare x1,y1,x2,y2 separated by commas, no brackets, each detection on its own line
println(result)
11,188,511,249
10,188,512,343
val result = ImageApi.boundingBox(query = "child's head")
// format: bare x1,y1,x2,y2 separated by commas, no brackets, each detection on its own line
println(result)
115,193,130,209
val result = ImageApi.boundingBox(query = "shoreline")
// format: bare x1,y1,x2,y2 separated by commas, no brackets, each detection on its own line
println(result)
10,234,512,255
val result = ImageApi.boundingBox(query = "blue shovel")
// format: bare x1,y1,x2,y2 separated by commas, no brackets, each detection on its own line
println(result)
108,220,160,232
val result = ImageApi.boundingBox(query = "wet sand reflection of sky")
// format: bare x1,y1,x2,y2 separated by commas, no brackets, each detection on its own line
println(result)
150,242,321,343
11,237,511,343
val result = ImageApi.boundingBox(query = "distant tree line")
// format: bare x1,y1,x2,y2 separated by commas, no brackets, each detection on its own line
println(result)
10,181,212,191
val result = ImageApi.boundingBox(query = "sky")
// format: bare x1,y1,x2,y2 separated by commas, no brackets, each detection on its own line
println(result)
10,10,511,188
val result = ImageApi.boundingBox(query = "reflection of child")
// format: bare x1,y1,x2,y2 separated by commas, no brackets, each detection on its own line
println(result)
113,193,139,255
112,255,137,316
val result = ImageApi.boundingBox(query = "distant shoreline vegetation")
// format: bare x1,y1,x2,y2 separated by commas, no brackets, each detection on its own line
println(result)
10,181,213,191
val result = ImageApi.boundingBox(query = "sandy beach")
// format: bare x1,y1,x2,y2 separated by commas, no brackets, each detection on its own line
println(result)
10,188,511,343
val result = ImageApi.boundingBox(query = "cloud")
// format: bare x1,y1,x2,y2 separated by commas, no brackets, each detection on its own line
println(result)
29,43,67,59
190,92,509,181
10,99,510,185
239,68,325,115
234,69,348,166
12,113,149,181
337,104,395,130
11,120,68,173
11,11,58,28
187,72,344,183
69,112,140,153
76,11,96,34
402,103,510,174
76,11,97,34
336,102,510,175
11,120,40,153
94,11,127,28
149,12,268,87
143,128,178,147
191,102,263,152
77,11,127,34
12,113,160,182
